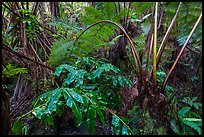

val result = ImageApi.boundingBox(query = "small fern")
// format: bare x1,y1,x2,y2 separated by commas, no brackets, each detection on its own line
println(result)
2,64,28,77
171,104,202,135
178,106,191,119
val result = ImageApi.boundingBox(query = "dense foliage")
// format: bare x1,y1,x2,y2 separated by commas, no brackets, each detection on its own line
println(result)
2,2,202,135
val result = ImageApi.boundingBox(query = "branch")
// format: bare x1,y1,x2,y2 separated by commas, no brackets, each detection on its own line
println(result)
2,44,53,70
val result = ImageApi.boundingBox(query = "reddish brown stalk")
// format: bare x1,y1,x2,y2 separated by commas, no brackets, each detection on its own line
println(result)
29,41,42,62
146,34,154,79
162,11,202,90
148,2,183,81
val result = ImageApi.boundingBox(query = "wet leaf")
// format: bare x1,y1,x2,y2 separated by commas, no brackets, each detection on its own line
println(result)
87,106,97,132
122,124,128,135
96,107,105,124
70,89,84,104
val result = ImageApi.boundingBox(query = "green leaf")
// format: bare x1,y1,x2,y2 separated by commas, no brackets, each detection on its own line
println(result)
2,64,28,77
69,89,84,104
112,76,118,86
112,115,120,126
32,106,44,118
96,107,105,124
66,94,82,126
72,102,82,126
41,114,54,125
178,107,191,119
110,65,120,73
111,115,121,135
87,105,97,132
193,102,202,110
183,118,202,122
141,21,151,35
123,77,132,86
92,67,104,78
104,2,116,20
62,73,75,87
54,65,66,77
22,124,29,135
11,119,24,135
118,76,125,87
182,120,202,135
108,35,123,46
66,95,74,107
165,85,175,92
122,124,128,135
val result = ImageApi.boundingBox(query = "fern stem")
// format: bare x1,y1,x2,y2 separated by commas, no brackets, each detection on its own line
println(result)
148,2,183,82
162,11,202,90
156,2,182,66
73,20,142,80
153,2,158,90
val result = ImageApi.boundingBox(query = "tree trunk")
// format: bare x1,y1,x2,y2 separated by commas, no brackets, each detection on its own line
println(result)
49,2,60,33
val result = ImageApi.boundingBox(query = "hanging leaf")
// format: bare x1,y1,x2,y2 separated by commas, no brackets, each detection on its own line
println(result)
96,107,105,124
66,94,82,126
87,105,97,132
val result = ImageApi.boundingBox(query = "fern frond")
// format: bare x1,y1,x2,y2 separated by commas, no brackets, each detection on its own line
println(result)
3,64,28,77
182,97,202,110
178,107,191,119
48,38,75,66
182,120,202,135
103,2,116,20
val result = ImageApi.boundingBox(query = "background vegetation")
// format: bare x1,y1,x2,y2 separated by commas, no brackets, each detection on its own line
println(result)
2,2,202,135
